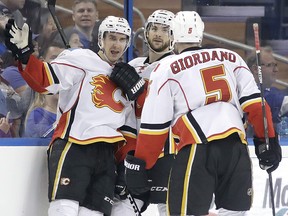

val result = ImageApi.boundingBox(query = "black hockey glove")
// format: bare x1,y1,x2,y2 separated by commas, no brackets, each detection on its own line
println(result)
110,62,145,101
253,136,282,173
115,162,128,200
5,19,34,64
124,151,151,195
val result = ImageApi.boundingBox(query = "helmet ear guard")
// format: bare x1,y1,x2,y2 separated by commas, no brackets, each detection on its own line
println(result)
98,16,131,52
144,9,175,53
172,11,204,45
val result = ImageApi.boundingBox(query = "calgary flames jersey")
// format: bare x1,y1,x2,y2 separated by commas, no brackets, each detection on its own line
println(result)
19,49,136,159
134,47,275,169
129,54,176,157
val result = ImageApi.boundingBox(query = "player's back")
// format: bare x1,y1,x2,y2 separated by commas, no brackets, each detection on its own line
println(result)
144,47,260,147
152,48,258,116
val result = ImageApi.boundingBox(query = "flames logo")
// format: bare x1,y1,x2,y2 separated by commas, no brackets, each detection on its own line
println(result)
90,75,124,112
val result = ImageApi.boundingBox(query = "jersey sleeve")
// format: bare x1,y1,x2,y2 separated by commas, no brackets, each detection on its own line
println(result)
18,52,85,94
241,96,275,138
235,56,275,138
135,64,173,169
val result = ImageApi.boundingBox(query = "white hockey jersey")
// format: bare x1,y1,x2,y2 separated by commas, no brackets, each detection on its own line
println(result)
134,47,275,169
129,54,176,157
129,55,172,126
20,49,136,155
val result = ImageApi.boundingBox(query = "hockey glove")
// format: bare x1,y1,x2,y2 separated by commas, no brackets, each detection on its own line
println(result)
110,62,145,101
115,162,128,200
253,136,282,173
124,151,151,195
5,19,34,64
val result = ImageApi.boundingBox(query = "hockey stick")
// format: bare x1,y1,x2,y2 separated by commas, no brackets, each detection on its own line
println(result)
253,23,276,216
46,0,70,48
127,191,142,216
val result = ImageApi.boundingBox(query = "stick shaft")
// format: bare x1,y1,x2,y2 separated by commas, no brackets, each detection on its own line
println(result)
269,173,276,216
253,23,275,216
47,0,70,48
127,192,142,216
253,23,269,146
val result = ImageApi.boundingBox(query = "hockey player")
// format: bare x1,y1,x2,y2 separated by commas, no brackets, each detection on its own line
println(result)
124,11,282,216
5,16,144,216
111,9,175,216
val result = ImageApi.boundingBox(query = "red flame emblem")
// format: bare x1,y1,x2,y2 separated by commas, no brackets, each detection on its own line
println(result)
90,75,124,112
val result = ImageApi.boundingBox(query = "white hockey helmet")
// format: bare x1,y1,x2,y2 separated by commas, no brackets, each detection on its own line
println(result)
144,9,174,53
172,11,204,44
98,16,131,51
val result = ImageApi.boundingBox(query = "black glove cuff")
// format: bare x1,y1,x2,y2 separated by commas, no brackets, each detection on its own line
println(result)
18,48,34,64
125,154,146,172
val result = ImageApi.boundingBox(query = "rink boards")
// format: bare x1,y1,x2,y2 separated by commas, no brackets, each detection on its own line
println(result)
0,138,287,216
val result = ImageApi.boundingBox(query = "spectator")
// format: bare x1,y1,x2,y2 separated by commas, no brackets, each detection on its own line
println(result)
70,0,99,48
53,28,84,49
24,92,58,138
0,0,25,26
0,0,26,54
24,42,64,138
35,8,57,58
39,41,66,62
0,89,11,137
0,11,10,54
1,50,35,137
246,46,288,135
0,64,21,138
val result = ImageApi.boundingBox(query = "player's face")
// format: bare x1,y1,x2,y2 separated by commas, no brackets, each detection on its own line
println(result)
102,32,128,64
146,23,170,53
72,2,98,29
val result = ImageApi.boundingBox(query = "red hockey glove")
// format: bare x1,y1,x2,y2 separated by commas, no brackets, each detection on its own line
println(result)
5,19,34,64
124,151,151,195
253,136,282,173
110,62,145,101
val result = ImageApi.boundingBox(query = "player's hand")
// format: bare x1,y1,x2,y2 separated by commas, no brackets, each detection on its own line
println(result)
5,19,34,64
115,162,128,200
253,136,282,173
124,151,151,195
110,62,145,101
